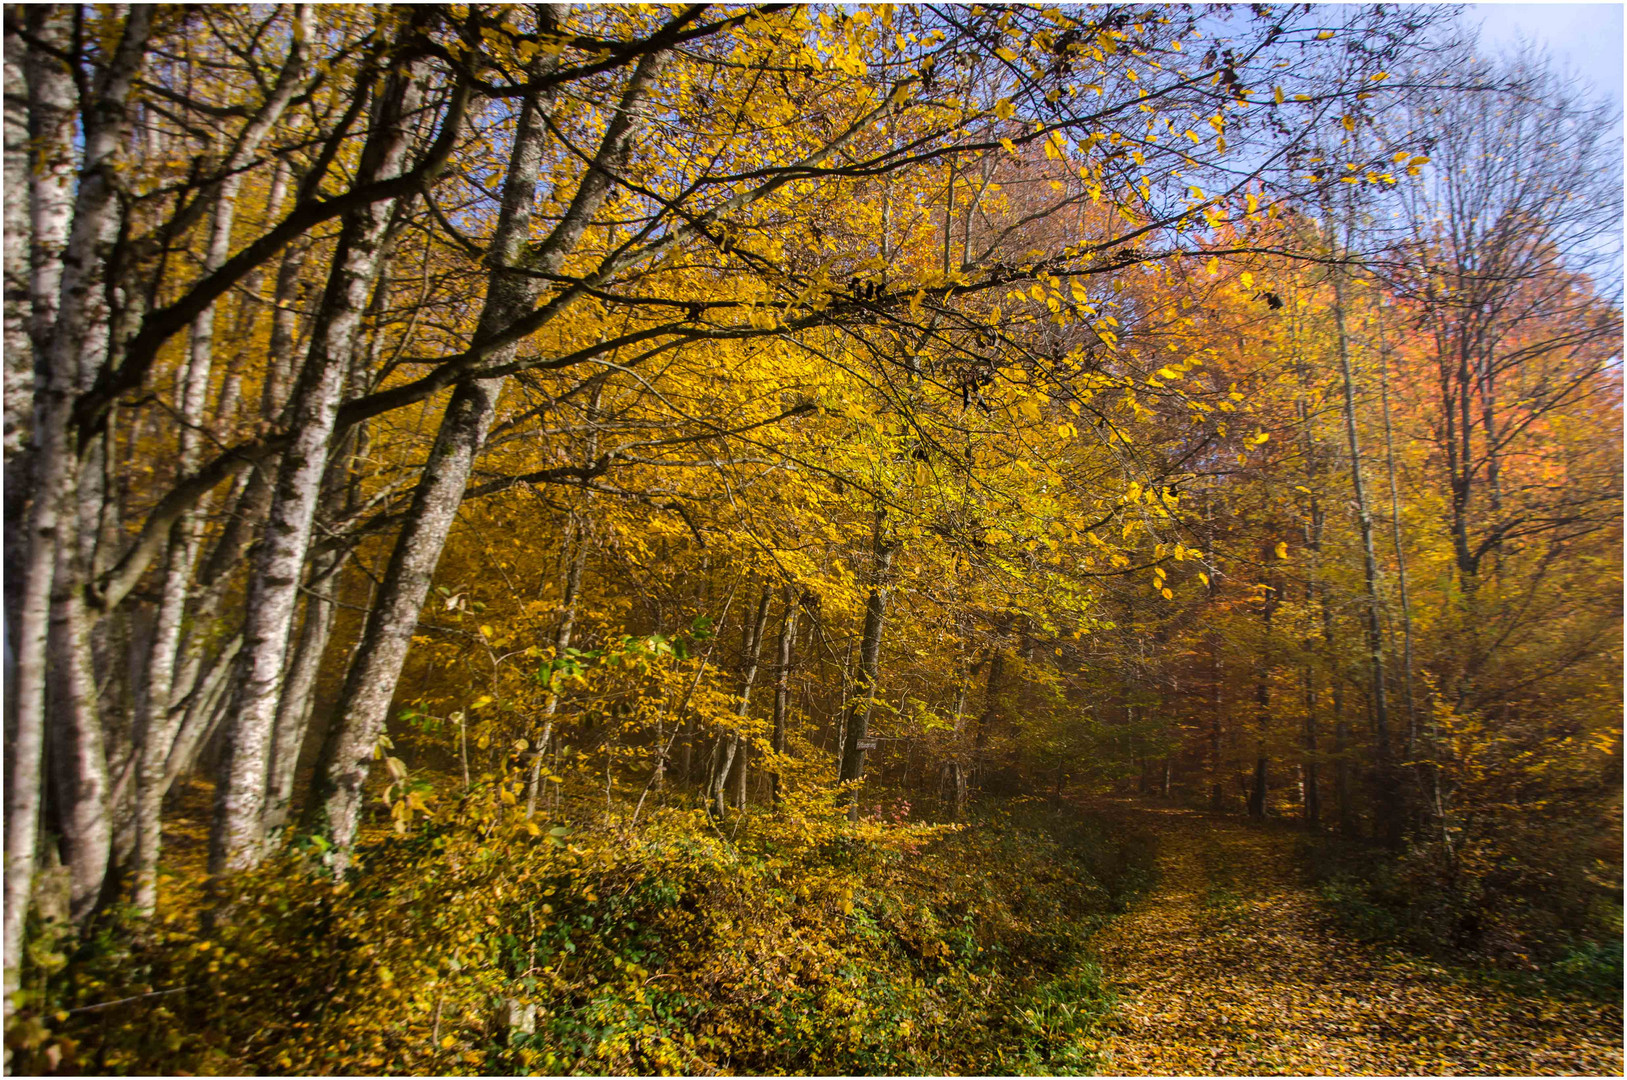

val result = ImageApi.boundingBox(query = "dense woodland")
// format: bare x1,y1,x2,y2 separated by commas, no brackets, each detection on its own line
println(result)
1,4,1621,1074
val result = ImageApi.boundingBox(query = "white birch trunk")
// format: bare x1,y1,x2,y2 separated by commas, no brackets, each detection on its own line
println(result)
209,61,425,875
130,21,307,912
5,5,151,1021
47,522,111,924
313,38,663,860
3,12,31,481
262,547,345,837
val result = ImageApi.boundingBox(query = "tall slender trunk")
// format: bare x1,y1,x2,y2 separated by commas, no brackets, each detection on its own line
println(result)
1376,329,1420,752
261,546,346,838
711,585,771,818
47,521,111,924
6,6,151,1019
164,634,244,792
2,13,34,645
839,513,895,820
1319,594,1352,834
1302,659,1320,826
211,60,426,875
1248,596,1271,820
312,39,665,861
1328,250,1397,846
974,643,1005,791
943,658,971,816
769,588,800,805
523,512,592,818
130,31,305,911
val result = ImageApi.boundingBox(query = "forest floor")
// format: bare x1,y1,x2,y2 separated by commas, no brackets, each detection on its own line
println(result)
1084,803,1623,1076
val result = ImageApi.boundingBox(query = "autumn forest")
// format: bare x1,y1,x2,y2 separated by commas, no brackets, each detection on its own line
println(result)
1,4,1622,1075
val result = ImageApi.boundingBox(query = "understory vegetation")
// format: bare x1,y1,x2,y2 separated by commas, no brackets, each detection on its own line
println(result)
1306,832,1625,1004
13,800,1150,1075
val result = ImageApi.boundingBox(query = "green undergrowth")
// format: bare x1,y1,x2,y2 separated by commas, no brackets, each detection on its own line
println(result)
1300,833,1623,1005
12,794,1152,1075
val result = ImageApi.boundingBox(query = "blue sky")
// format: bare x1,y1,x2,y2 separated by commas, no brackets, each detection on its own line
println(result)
1471,3,1624,110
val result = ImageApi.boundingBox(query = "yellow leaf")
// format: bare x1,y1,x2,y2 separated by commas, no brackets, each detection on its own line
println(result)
1161,587,1174,600
1275,541,1289,559
1205,256,1219,276
441,1036,455,1049
1240,271,1255,288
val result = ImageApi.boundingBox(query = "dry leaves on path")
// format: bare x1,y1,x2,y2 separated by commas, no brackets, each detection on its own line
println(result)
1087,805,1623,1076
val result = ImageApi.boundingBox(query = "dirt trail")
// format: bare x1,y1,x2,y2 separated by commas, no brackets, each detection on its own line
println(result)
1087,805,1622,1076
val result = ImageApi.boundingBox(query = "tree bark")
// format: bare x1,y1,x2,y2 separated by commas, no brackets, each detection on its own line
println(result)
710,585,771,818
312,35,664,860
47,531,111,924
769,588,800,805
2,12,33,639
5,5,151,1019
839,513,895,820
261,547,345,838
1328,249,1398,846
211,59,426,875
129,26,307,911
523,512,592,818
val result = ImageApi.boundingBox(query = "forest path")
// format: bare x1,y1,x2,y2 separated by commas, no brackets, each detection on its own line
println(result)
1086,804,1622,1076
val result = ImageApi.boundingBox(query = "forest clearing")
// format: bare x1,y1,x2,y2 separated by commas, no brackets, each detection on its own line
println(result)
2,3,1621,1075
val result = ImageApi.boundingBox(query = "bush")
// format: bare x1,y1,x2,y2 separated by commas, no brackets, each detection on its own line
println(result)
1302,831,1624,1005
16,794,1152,1075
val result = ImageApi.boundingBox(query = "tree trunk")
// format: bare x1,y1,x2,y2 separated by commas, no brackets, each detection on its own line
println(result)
523,513,591,818
1328,247,1398,846
261,547,345,838
47,528,111,924
164,635,244,793
973,642,1006,790
1302,662,1320,826
312,40,662,861
2,12,34,643
6,6,151,1017
130,38,305,911
211,61,425,875
839,514,895,820
769,588,800,805
711,585,771,818
1377,328,1423,757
